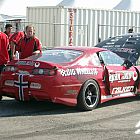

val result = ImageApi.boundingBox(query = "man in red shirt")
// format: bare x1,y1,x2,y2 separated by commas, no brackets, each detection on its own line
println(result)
4,24,13,60
0,32,9,73
17,25,42,59
10,31,25,45
9,31,25,60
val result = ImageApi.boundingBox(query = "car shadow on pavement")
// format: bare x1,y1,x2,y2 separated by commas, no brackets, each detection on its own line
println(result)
98,96,140,108
0,96,139,117
0,98,78,117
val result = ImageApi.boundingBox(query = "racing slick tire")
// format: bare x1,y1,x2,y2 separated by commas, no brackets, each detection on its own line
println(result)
77,79,100,111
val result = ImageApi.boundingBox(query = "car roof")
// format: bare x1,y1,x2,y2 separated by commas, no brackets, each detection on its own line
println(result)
49,46,107,53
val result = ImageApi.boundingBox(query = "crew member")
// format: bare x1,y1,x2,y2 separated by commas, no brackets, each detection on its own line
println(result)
17,25,42,59
4,24,13,60
0,32,9,73
9,31,25,60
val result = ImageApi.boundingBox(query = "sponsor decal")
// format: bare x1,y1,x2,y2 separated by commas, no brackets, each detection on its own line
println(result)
59,69,76,76
59,68,98,76
15,61,34,66
109,71,138,82
109,73,121,82
76,68,98,75
15,61,40,68
101,92,135,100
34,62,40,68
112,86,134,94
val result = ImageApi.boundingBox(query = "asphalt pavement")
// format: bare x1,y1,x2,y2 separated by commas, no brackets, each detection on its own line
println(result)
0,96,140,140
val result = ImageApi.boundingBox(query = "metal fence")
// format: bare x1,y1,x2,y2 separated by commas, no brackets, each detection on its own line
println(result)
1,20,140,48
97,24,140,43
0,21,88,47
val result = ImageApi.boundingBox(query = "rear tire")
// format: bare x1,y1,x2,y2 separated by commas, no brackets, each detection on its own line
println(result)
77,80,100,111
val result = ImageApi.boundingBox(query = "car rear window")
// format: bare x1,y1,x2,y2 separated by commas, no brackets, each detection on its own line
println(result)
37,49,83,63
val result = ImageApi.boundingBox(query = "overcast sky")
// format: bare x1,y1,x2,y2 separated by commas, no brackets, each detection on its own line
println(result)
0,0,61,15
0,0,140,16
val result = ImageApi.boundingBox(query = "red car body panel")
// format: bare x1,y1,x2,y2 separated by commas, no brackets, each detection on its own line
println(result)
0,46,140,107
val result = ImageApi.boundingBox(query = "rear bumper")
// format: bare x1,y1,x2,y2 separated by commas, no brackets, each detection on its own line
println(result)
0,74,79,106
0,85,78,106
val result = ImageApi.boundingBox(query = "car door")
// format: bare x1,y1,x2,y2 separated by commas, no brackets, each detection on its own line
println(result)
99,50,138,95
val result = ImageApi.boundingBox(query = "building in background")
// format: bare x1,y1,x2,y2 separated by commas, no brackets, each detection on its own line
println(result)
26,6,140,47
1,0,140,47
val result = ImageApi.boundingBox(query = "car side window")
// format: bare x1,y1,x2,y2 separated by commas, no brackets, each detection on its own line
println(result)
91,53,102,66
99,51,124,66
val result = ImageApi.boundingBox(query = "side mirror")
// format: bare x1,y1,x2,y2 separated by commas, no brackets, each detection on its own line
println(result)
123,59,133,69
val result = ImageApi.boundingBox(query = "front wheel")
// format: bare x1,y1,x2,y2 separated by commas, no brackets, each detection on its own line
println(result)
77,80,100,111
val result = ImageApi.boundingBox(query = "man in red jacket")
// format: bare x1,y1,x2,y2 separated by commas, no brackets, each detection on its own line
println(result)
17,25,42,59
9,31,25,60
0,32,9,73
4,24,13,60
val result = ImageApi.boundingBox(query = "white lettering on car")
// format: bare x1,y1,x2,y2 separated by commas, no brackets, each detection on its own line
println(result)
76,68,98,75
59,68,98,76
59,69,76,76
112,86,134,94
109,71,138,82
109,73,121,82
15,61,34,66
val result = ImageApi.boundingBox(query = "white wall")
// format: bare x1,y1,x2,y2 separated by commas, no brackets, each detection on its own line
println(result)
26,6,140,47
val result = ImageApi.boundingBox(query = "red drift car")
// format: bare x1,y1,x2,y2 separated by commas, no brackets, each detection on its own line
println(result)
0,46,140,111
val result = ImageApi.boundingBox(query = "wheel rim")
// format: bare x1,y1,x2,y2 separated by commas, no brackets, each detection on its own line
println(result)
85,84,98,107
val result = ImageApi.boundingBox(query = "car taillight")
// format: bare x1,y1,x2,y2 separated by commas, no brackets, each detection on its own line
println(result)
32,68,57,76
3,66,17,72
